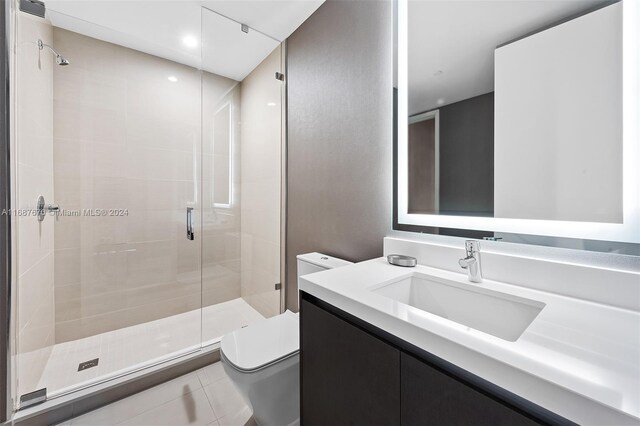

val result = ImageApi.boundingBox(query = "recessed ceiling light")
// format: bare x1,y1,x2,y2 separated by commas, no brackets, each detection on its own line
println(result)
182,35,198,49
437,98,445,105
168,76,178,82
267,102,277,107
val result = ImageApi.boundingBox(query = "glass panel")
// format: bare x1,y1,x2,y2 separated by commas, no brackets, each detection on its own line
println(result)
213,103,232,207
13,8,57,402
14,3,202,401
201,8,282,344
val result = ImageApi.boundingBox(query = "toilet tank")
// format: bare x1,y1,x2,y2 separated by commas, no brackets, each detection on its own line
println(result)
296,252,352,289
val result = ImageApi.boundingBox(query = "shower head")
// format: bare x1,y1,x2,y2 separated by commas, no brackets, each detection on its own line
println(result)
37,39,70,66
56,55,70,66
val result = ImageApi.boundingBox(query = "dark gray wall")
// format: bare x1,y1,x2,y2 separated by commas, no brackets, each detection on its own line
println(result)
439,92,494,217
286,0,393,311
408,118,436,214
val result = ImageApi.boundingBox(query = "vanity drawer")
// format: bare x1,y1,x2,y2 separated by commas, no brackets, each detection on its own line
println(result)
401,351,538,426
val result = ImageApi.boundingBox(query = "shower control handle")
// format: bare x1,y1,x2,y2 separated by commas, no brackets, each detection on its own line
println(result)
36,195,59,222
186,207,194,240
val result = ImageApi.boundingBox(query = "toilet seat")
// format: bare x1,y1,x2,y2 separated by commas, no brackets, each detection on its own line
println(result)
221,311,299,373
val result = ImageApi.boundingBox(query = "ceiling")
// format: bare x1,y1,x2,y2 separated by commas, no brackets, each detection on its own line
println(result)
46,0,324,81
408,0,611,115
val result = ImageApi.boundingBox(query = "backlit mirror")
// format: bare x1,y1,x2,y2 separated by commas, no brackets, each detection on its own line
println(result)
395,0,640,249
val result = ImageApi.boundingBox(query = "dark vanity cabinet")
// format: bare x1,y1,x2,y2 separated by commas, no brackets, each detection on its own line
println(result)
300,292,573,426
401,352,537,426
300,295,401,425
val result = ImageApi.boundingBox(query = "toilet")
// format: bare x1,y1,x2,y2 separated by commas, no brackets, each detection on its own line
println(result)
220,252,352,426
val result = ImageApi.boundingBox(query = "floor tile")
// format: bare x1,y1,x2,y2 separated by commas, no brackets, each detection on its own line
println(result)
203,377,247,420
217,405,255,426
70,372,202,425
196,362,227,387
118,387,215,426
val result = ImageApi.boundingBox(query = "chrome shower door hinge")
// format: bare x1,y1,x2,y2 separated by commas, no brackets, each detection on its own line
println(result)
19,388,47,409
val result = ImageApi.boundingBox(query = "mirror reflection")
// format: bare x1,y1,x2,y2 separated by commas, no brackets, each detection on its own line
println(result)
406,0,622,223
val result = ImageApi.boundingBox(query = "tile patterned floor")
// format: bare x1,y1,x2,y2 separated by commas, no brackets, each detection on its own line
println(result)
55,362,256,426
30,299,264,396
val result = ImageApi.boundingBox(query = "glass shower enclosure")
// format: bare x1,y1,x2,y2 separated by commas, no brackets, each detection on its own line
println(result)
9,0,284,409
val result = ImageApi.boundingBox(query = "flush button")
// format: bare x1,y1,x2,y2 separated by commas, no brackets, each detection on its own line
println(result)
321,256,328,260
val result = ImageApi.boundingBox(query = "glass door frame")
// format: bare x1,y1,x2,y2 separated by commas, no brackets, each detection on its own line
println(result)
279,39,287,315
1,0,13,421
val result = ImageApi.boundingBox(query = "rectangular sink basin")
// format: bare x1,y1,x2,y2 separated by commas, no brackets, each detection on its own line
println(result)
371,273,545,342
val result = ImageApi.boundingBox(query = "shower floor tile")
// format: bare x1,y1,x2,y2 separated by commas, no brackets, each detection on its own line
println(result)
28,298,264,397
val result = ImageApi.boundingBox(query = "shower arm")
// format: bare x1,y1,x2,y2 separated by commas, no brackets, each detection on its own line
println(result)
37,39,61,57
37,39,70,65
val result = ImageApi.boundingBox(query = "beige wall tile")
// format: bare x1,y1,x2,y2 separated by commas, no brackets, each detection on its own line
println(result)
18,253,54,342
54,247,80,286
16,345,53,397
15,12,56,396
51,28,215,341
239,46,282,316
48,27,279,345
200,63,242,323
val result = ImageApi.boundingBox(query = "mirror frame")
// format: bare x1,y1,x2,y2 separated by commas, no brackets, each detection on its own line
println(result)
394,0,640,245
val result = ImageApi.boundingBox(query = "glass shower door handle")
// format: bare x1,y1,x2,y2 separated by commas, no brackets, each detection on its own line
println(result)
186,207,194,240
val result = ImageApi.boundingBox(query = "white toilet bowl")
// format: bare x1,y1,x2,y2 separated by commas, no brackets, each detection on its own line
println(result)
221,311,300,426
220,253,352,426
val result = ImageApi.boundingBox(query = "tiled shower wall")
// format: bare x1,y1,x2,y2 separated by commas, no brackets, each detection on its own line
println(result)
15,13,56,395
239,47,282,318
201,74,242,311
52,28,241,343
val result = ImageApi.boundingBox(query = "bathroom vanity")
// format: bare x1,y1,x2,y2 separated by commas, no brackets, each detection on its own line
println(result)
298,238,640,426
300,293,563,425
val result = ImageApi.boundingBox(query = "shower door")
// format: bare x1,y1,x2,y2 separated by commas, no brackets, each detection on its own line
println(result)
13,4,203,402
200,8,284,343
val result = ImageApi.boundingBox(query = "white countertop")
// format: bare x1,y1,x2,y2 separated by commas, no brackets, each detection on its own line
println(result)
299,258,640,425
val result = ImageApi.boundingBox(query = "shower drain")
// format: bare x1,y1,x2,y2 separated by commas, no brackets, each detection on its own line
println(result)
78,358,99,371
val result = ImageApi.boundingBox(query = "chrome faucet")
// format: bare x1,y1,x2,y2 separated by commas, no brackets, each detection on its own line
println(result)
458,240,482,283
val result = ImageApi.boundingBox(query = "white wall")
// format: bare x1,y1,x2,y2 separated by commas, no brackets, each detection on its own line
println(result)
494,3,623,223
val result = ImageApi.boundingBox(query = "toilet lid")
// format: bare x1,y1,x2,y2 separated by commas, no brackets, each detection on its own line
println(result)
221,310,299,372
